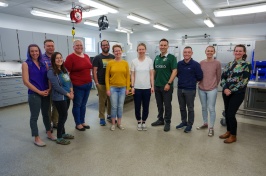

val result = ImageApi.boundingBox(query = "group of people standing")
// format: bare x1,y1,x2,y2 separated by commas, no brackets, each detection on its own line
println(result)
22,39,92,146
22,37,251,147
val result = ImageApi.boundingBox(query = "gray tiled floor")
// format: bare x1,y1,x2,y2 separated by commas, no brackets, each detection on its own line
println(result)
0,89,266,176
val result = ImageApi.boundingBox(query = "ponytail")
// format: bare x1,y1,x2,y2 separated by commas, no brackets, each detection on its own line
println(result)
242,54,247,61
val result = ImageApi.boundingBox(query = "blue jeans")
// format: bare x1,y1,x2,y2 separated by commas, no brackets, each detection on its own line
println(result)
198,88,218,128
28,93,51,136
133,89,151,121
177,89,196,126
72,82,92,125
110,87,126,118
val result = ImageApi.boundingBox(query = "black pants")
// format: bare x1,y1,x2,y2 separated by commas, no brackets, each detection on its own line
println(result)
133,89,151,121
177,89,196,126
222,92,245,135
54,99,70,138
155,86,173,124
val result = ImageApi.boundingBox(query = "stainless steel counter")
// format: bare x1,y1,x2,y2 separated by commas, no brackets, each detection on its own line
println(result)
247,81,266,89
240,80,266,118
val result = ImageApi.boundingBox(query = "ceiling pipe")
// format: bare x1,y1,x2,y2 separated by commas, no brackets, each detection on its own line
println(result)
117,19,133,49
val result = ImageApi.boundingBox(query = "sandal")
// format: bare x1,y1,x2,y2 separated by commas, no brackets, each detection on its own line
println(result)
56,138,70,145
62,134,74,139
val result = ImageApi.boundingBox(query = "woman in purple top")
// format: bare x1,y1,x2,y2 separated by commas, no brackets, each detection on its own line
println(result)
197,46,221,137
22,44,56,147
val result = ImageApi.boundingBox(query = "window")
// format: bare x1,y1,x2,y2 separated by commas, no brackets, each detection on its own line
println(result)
84,37,95,52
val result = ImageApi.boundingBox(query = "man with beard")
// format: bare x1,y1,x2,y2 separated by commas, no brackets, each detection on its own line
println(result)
93,40,115,126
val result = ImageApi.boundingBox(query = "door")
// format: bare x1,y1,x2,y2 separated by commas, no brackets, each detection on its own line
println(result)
0,28,20,61
57,35,68,59
17,30,34,61
32,32,45,54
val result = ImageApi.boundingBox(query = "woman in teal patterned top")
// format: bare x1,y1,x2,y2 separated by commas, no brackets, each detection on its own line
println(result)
219,44,252,144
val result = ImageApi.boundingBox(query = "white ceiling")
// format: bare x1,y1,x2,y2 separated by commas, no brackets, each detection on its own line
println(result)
1,0,266,33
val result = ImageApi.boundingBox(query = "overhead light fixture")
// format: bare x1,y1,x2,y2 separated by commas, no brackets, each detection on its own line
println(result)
84,20,98,27
214,3,266,17
115,28,133,34
0,1,8,7
153,24,169,31
204,18,214,27
182,0,202,14
82,9,108,18
127,14,150,24
31,8,69,21
79,0,118,13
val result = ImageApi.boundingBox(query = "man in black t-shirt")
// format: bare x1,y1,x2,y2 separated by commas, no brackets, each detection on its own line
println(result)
93,40,115,126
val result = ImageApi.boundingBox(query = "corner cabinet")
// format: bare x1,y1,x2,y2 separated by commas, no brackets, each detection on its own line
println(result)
0,28,20,62
0,77,28,108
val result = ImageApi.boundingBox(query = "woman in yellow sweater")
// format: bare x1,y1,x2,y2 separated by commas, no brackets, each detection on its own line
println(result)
105,44,130,131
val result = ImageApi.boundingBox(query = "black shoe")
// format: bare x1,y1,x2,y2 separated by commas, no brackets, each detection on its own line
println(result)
151,120,164,126
82,125,90,129
75,126,86,131
164,124,170,132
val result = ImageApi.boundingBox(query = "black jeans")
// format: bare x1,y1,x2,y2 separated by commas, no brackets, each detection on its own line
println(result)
133,88,151,121
222,92,245,135
177,89,196,126
155,86,173,124
54,99,70,138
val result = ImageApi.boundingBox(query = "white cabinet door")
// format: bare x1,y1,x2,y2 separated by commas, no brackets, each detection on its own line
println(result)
0,28,20,62
17,30,34,61
0,39,3,61
33,32,45,54
45,33,58,51
67,36,85,54
57,35,69,59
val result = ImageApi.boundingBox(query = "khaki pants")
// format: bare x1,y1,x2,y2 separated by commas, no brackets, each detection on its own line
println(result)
97,84,111,119
49,95,59,126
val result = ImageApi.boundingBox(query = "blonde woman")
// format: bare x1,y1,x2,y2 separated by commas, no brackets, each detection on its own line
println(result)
105,44,130,131
131,43,154,131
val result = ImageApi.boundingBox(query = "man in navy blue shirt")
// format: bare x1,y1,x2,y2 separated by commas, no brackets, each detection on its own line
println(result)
176,46,203,133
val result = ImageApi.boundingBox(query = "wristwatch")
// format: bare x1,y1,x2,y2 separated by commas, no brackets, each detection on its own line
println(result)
130,85,134,88
167,82,171,85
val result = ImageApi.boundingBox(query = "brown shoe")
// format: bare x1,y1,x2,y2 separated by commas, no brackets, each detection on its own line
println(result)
219,131,230,139
224,135,237,144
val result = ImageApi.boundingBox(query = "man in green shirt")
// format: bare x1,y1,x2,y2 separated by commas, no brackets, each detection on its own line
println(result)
151,38,177,132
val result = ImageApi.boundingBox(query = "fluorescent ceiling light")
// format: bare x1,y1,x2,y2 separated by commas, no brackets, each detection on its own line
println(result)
182,0,202,14
0,1,8,7
204,18,214,27
82,9,108,18
79,0,118,13
31,8,69,21
214,3,266,17
153,24,169,31
115,28,133,34
127,14,150,24
84,20,98,27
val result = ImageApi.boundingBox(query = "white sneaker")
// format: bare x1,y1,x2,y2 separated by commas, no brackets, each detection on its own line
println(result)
110,125,115,131
142,123,147,131
137,123,142,131
117,124,125,130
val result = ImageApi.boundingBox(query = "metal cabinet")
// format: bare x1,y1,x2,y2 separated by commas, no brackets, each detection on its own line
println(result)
18,30,46,61
0,28,20,62
17,30,33,61
33,32,45,54
57,35,69,58
0,77,28,108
